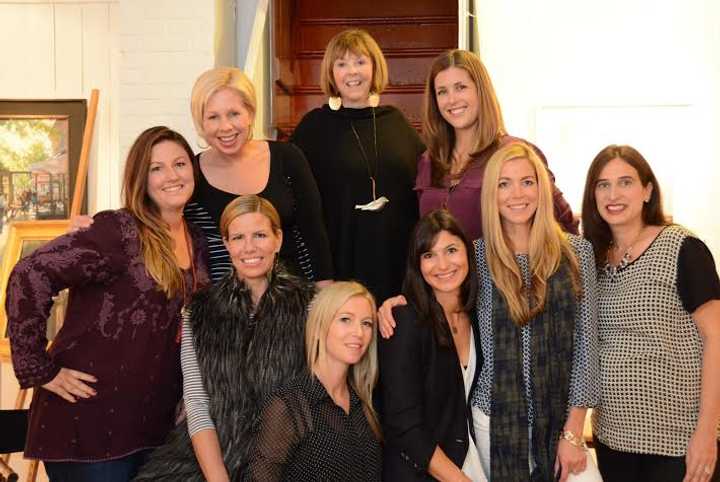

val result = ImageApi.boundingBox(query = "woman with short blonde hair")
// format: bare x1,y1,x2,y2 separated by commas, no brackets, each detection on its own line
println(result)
184,66,332,284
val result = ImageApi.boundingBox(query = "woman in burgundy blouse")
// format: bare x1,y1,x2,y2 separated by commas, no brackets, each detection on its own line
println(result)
415,49,577,239
6,126,209,482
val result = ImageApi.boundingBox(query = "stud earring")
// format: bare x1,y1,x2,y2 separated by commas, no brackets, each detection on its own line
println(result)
329,96,342,111
368,92,380,108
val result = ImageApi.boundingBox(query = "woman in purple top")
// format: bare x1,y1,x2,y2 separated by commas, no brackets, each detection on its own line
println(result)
6,126,209,482
416,49,577,239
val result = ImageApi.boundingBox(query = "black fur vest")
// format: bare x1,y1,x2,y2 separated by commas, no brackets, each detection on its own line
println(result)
134,269,315,481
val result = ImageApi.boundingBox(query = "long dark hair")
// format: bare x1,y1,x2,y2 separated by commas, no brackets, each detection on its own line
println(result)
581,144,667,265
402,210,478,347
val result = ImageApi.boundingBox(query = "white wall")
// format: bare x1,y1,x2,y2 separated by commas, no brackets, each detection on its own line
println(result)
475,0,720,263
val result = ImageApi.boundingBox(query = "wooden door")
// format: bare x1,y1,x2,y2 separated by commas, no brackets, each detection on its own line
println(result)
272,0,458,138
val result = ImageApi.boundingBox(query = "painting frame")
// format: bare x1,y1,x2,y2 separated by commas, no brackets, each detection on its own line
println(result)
0,99,87,260
0,219,70,362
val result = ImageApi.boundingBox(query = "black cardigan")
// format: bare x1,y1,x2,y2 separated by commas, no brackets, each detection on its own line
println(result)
378,305,482,480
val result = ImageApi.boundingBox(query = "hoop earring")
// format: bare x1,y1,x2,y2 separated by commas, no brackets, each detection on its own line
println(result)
368,92,380,108
329,96,342,111
197,137,209,150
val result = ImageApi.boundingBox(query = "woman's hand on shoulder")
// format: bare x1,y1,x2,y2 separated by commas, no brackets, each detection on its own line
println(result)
378,295,407,339
42,367,97,403
68,214,94,233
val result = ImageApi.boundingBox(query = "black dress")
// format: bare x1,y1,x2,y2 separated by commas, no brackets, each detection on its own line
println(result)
184,141,333,283
291,105,425,302
248,374,382,481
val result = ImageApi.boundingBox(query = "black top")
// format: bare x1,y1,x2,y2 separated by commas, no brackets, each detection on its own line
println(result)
183,141,333,283
247,374,382,482
291,105,425,302
378,305,482,480
677,236,720,313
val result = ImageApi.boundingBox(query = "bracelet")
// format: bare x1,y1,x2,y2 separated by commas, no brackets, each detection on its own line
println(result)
559,430,588,450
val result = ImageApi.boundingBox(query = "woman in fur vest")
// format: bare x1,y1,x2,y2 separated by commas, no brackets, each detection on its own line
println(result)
134,194,316,482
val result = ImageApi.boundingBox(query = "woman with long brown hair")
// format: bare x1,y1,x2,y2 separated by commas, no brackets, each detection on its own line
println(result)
582,145,720,482
416,49,577,239
6,126,209,481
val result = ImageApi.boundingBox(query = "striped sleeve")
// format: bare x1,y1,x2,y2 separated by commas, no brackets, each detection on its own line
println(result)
181,313,216,436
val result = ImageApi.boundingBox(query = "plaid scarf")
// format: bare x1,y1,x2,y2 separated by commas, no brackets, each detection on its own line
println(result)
489,260,576,481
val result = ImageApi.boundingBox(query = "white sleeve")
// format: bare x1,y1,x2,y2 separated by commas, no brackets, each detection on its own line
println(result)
181,313,216,436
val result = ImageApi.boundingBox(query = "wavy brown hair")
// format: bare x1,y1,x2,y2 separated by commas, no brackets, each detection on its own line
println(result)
123,126,195,298
581,144,666,265
423,49,506,186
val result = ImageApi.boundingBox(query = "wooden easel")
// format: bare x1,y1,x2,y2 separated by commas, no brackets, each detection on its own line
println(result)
3,89,99,482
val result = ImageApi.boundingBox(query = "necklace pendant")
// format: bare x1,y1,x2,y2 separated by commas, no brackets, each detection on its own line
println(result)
354,196,390,211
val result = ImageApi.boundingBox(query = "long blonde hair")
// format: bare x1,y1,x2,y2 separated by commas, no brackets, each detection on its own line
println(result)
305,281,381,439
423,49,506,186
122,126,195,299
481,142,581,325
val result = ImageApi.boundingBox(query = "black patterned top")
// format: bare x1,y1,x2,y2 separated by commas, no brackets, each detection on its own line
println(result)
592,225,720,456
184,141,333,283
248,374,382,481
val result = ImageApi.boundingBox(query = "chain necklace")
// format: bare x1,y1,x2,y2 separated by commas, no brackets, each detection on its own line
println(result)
604,226,645,276
350,108,389,211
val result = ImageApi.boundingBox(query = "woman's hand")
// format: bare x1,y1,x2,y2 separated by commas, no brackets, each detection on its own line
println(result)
68,214,93,233
377,295,407,338
554,438,587,482
42,367,97,403
684,427,717,482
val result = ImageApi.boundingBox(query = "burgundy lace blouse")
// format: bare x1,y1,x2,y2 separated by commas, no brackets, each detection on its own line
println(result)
6,209,209,462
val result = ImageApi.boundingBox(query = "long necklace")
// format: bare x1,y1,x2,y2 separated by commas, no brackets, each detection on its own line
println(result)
176,219,197,344
350,108,389,211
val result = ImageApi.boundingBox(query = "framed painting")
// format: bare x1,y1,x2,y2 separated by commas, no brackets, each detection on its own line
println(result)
0,99,87,263
0,219,70,362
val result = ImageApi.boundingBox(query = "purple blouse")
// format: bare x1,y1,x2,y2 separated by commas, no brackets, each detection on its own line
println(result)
6,209,209,462
415,137,579,239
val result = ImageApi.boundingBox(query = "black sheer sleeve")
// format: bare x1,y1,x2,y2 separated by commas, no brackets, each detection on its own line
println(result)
248,393,309,481
677,236,720,313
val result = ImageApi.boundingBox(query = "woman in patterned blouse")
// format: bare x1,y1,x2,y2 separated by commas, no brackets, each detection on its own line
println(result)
6,127,209,482
582,145,720,482
248,281,382,481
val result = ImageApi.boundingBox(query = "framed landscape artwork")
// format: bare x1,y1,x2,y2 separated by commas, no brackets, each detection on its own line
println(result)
0,99,87,264
0,219,70,362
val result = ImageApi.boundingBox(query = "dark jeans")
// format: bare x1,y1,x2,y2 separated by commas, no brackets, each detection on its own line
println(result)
595,439,720,482
44,450,149,482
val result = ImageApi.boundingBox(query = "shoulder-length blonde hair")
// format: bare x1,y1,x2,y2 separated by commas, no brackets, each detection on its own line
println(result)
481,142,580,325
423,49,506,186
190,67,257,142
319,29,388,98
305,281,381,439
123,126,196,299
